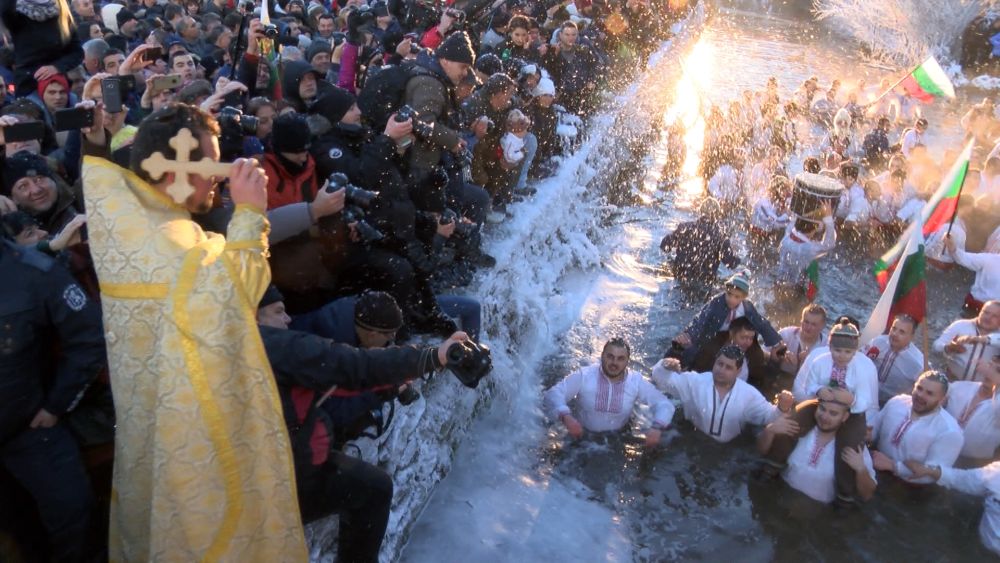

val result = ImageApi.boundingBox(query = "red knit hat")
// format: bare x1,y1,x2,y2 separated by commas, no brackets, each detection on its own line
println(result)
36,74,70,99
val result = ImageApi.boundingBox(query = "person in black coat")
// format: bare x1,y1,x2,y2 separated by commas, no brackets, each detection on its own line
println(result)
1,0,82,97
0,239,106,562
659,197,740,287
255,286,474,563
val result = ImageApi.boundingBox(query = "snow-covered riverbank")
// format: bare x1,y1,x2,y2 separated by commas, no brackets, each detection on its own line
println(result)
303,5,707,561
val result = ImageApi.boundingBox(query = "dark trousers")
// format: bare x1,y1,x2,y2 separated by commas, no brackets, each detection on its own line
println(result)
447,179,491,225
1,425,92,562
297,451,394,563
764,399,867,501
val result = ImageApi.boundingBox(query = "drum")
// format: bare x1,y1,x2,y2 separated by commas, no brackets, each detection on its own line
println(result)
790,172,843,222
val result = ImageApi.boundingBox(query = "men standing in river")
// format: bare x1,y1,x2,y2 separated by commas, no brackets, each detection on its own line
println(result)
652,348,794,443
933,301,1000,381
544,338,674,448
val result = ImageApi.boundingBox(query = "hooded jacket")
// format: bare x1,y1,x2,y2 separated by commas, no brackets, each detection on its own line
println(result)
402,52,462,177
281,60,332,113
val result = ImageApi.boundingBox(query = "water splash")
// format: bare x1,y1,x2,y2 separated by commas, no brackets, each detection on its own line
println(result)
814,0,986,65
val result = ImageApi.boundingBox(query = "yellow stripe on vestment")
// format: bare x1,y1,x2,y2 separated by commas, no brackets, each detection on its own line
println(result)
99,282,170,300
174,243,244,560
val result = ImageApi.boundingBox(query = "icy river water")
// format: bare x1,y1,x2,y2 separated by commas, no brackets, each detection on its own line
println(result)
400,3,994,562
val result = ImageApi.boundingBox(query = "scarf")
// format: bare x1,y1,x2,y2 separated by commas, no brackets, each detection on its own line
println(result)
16,0,60,21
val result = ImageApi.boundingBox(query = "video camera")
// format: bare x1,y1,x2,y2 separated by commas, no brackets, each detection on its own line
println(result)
217,106,258,160
446,340,492,388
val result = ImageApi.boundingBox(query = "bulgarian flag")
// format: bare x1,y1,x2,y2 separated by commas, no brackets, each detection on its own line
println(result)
805,259,819,302
861,215,926,345
874,139,972,290
900,56,956,103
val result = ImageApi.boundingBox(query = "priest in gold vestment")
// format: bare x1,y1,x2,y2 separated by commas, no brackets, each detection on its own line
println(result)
80,103,307,561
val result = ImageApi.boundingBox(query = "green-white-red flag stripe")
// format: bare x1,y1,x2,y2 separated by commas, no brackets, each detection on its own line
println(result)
861,215,926,346
901,56,956,103
874,139,972,290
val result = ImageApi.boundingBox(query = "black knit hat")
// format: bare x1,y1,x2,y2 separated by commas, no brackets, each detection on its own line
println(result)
305,39,331,65
2,151,53,196
272,113,312,153
116,8,137,29
475,53,504,76
354,291,403,331
308,87,356,124
258,285,285,308
435,31,476,65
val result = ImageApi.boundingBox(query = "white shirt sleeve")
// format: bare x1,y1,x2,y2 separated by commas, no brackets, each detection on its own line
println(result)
543,369,585,420
939,465,992,497
651,360,693,403
933,322,960,354
636,377,676,428
742,385,780,426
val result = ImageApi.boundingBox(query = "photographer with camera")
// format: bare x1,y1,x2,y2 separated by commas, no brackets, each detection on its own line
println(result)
255,286,491,563
263,112,322,210
419,6,466,50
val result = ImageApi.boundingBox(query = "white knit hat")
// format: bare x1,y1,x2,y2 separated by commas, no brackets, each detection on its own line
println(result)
532,77,556,98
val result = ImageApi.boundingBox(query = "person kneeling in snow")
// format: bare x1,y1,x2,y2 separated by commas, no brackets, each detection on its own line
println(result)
544,337,674,448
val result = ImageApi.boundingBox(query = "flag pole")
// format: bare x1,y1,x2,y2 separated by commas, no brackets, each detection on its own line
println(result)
922,321,929,370
946,145,973,236
865,71,913,108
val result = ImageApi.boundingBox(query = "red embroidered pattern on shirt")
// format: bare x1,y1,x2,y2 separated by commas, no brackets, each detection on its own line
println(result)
595,374,626,414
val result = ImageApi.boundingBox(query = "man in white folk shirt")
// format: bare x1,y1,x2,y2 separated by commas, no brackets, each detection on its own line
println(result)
651,346,794,443
946,234,1000,317
757,387,877,504
770,321,879,505
945,353,1000,464
905,454,1000,557
862,314,925,405
871,371,963,483
544,338,674,448
933,301,1000,382
768,303,828,380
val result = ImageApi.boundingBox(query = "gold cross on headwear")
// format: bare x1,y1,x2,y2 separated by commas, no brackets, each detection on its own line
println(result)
140,128,234,204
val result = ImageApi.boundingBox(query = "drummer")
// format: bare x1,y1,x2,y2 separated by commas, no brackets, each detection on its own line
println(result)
775,202,836,296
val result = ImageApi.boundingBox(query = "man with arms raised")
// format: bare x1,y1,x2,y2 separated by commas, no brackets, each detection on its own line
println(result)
652,347,794,443
545,338,674,448
81,103,307,560
758,387,877,504
871,371,963,483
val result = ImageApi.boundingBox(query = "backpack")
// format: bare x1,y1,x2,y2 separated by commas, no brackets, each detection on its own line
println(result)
357,61,420,133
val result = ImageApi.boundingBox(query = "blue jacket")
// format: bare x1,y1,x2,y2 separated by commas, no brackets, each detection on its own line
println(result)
681,292,781,366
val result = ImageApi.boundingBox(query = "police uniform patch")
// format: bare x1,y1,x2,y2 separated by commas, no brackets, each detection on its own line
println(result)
63,284,87,312
328,148,343,160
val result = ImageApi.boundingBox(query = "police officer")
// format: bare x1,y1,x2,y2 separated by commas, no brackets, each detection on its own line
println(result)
0,238,106,561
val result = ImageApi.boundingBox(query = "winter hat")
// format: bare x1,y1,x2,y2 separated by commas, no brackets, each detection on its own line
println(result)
435,31,476,65
308,87,356,124
116,8,137,30
532,77,555,98
371,1,389,16
258,285,285,308
36,73,70,99
305,39,331,64
3,151,54,197
102,3,124,34
354,291,404,332
307,2,326,18
272,113,313,153
475,53,504,77
829,320,860,350
725,272,750,295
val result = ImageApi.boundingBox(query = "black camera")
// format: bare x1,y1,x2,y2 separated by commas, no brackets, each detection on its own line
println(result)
343,205,384,243
263,23,279,38
217,106,259,135
396,384,421,405
327,172,379,208
395,105,433,138
439,208,476,238
446,340,492,388
445,8,466,30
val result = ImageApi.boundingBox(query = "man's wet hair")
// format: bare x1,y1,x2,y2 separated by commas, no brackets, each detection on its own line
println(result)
729,316,756,336
716,344,745,369
602,337,630,357
893,313,919,330
918,370,949,393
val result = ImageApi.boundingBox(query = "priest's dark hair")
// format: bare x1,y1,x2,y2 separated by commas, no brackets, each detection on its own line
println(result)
130,103,221,186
